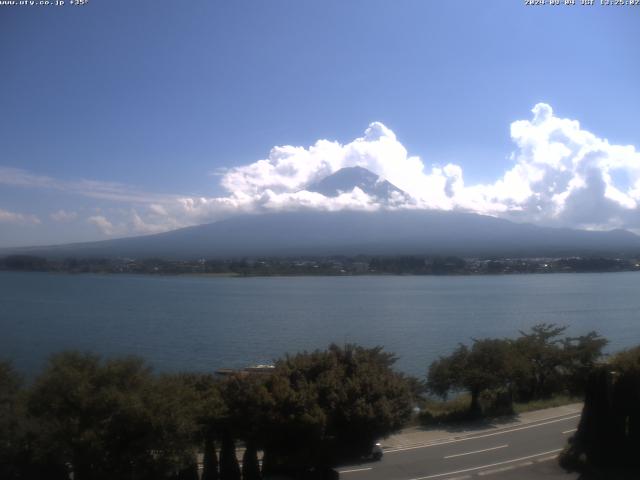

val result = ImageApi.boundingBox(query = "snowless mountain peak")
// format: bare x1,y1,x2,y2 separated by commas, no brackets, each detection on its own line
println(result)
305,166,408,203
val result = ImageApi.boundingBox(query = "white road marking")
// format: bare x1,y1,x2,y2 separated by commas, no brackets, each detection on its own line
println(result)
478,460,533,476
386,414,580,453
477,465,515,476
535,454,559,462
444,444,508,459
562,428,577,434
338,467,373,474
407,448,563,480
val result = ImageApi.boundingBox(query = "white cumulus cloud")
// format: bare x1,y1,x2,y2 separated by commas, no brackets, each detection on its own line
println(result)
87,215,118,236
5,103,640,238
50,209,78,222
203,103,640,231
0,208,40,225
485,103,640,229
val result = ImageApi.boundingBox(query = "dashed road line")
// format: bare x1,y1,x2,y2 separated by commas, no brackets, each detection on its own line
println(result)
477,465,516,476
562,428,577,434
535,454,559,463
406,448,563,480
444,444,508,459
477,460,533,476
386,415,579,454
385,410,581,451
337,467,372,474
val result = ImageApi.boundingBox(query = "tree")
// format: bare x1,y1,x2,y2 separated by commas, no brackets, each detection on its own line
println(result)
219,434,241,480
427,345,467,400
561,346,640,474
187,374,224,480
219,374,271,479
28,351,149,480
242,444,262,480
147,372,225,480
27,351,202,480
428,339,516,416
513,323,568,400
0,361,29,480
201,439,219,480
145,373,204,479
319,344,413,458
266,344,413,468
428,325,608,416
260,365,327,473
561,331,608,395
176,460,199,480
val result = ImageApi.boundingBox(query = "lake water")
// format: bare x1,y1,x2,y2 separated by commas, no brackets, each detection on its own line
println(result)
1,271,639,378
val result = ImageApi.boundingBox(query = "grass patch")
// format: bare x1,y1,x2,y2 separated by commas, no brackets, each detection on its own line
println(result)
513,394,581,414
416,394,476,426
414,393,581,427
422,393,472,416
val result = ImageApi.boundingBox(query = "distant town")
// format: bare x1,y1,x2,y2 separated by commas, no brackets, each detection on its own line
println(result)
2,254,639,276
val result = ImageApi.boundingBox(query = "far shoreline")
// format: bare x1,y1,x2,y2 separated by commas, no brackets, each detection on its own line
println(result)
2,252,639,277
1,269,639,279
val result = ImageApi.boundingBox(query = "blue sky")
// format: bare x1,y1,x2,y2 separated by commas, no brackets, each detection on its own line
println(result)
1,0,639,247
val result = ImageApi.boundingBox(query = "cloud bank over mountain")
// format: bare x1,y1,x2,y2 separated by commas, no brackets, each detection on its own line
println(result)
3,103,640,239
159,102,640,234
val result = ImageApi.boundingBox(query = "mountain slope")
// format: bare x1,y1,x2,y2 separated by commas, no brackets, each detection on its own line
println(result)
4,210,640,259
305,166,408,202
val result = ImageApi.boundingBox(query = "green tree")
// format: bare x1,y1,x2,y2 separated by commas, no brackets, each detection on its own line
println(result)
561,331,608,395
513,323,568,400
27,351,203,480
428,339,516,416
189,374,224,480
426,345,467,400
201,439,219,480
145,373,204,479
260,367,327,473
219,434,241,480
27,352,152,480
219,374,271,479
0,361,28,480
267,344,413,467
242,444,262,480
428,325,607,416
561,346,640,474
318,344,413,457
176,460,199,480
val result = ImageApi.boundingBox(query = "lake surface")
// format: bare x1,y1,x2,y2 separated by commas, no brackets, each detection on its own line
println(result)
1,271,639,378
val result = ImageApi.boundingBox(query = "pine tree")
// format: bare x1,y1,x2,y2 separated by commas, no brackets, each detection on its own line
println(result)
177,458,199,480
242,442,261,480
202,438,219,480
219,434,241,480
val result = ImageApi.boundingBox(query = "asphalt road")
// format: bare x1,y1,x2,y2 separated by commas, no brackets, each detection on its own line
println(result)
336,411,580,480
